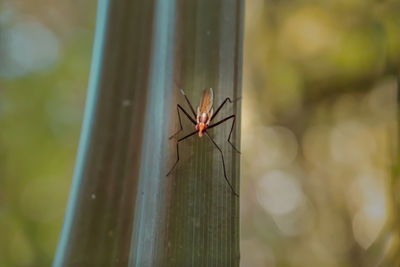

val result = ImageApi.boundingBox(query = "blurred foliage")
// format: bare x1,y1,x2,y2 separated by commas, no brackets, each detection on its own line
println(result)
242,0,400,266
1,0,400,266
0,1,96,266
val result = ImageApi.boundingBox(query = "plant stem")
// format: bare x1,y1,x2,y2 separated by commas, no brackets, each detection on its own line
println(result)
54,0,243,266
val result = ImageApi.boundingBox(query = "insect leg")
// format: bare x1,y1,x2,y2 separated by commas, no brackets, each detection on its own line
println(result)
166,129,199,176
180,89,197,118
208,115,240,153
205,132,239,197
210,97,232,122
210,96,241,122
169,104,197,139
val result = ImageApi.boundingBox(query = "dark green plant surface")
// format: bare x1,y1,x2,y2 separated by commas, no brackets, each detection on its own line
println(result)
162,1,243,266
53,0,243,266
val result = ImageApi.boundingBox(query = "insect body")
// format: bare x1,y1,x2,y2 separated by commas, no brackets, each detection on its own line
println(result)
196,88,213,137
167,88,240,197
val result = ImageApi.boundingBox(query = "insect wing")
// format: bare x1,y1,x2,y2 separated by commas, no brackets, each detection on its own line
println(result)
199,88,214,114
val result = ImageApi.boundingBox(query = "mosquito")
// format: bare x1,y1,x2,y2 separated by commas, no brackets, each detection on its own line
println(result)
166,88,240,197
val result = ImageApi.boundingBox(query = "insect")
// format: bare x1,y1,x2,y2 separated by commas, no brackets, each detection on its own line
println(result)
166,88,240,197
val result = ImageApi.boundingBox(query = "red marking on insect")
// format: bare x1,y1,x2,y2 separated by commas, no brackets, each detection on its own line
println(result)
167,88,241,197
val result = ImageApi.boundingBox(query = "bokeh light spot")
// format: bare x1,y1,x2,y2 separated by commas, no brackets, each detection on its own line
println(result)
257,170,303,215
0,20,60,78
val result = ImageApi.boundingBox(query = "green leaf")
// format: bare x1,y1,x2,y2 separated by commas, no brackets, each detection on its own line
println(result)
54,0,243,266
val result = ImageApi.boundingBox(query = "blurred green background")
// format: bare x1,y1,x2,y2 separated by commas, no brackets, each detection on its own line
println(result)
1,0,400,266
0,1,96,266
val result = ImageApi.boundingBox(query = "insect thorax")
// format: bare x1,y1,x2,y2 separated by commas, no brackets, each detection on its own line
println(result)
198,112,208,124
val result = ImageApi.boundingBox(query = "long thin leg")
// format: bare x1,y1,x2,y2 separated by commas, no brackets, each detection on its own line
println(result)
180,89,196,118
169,104,197,139
166,129,199,176
208,115,240,153
205,132,239,197
210,97,232,122
210,96,242,122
